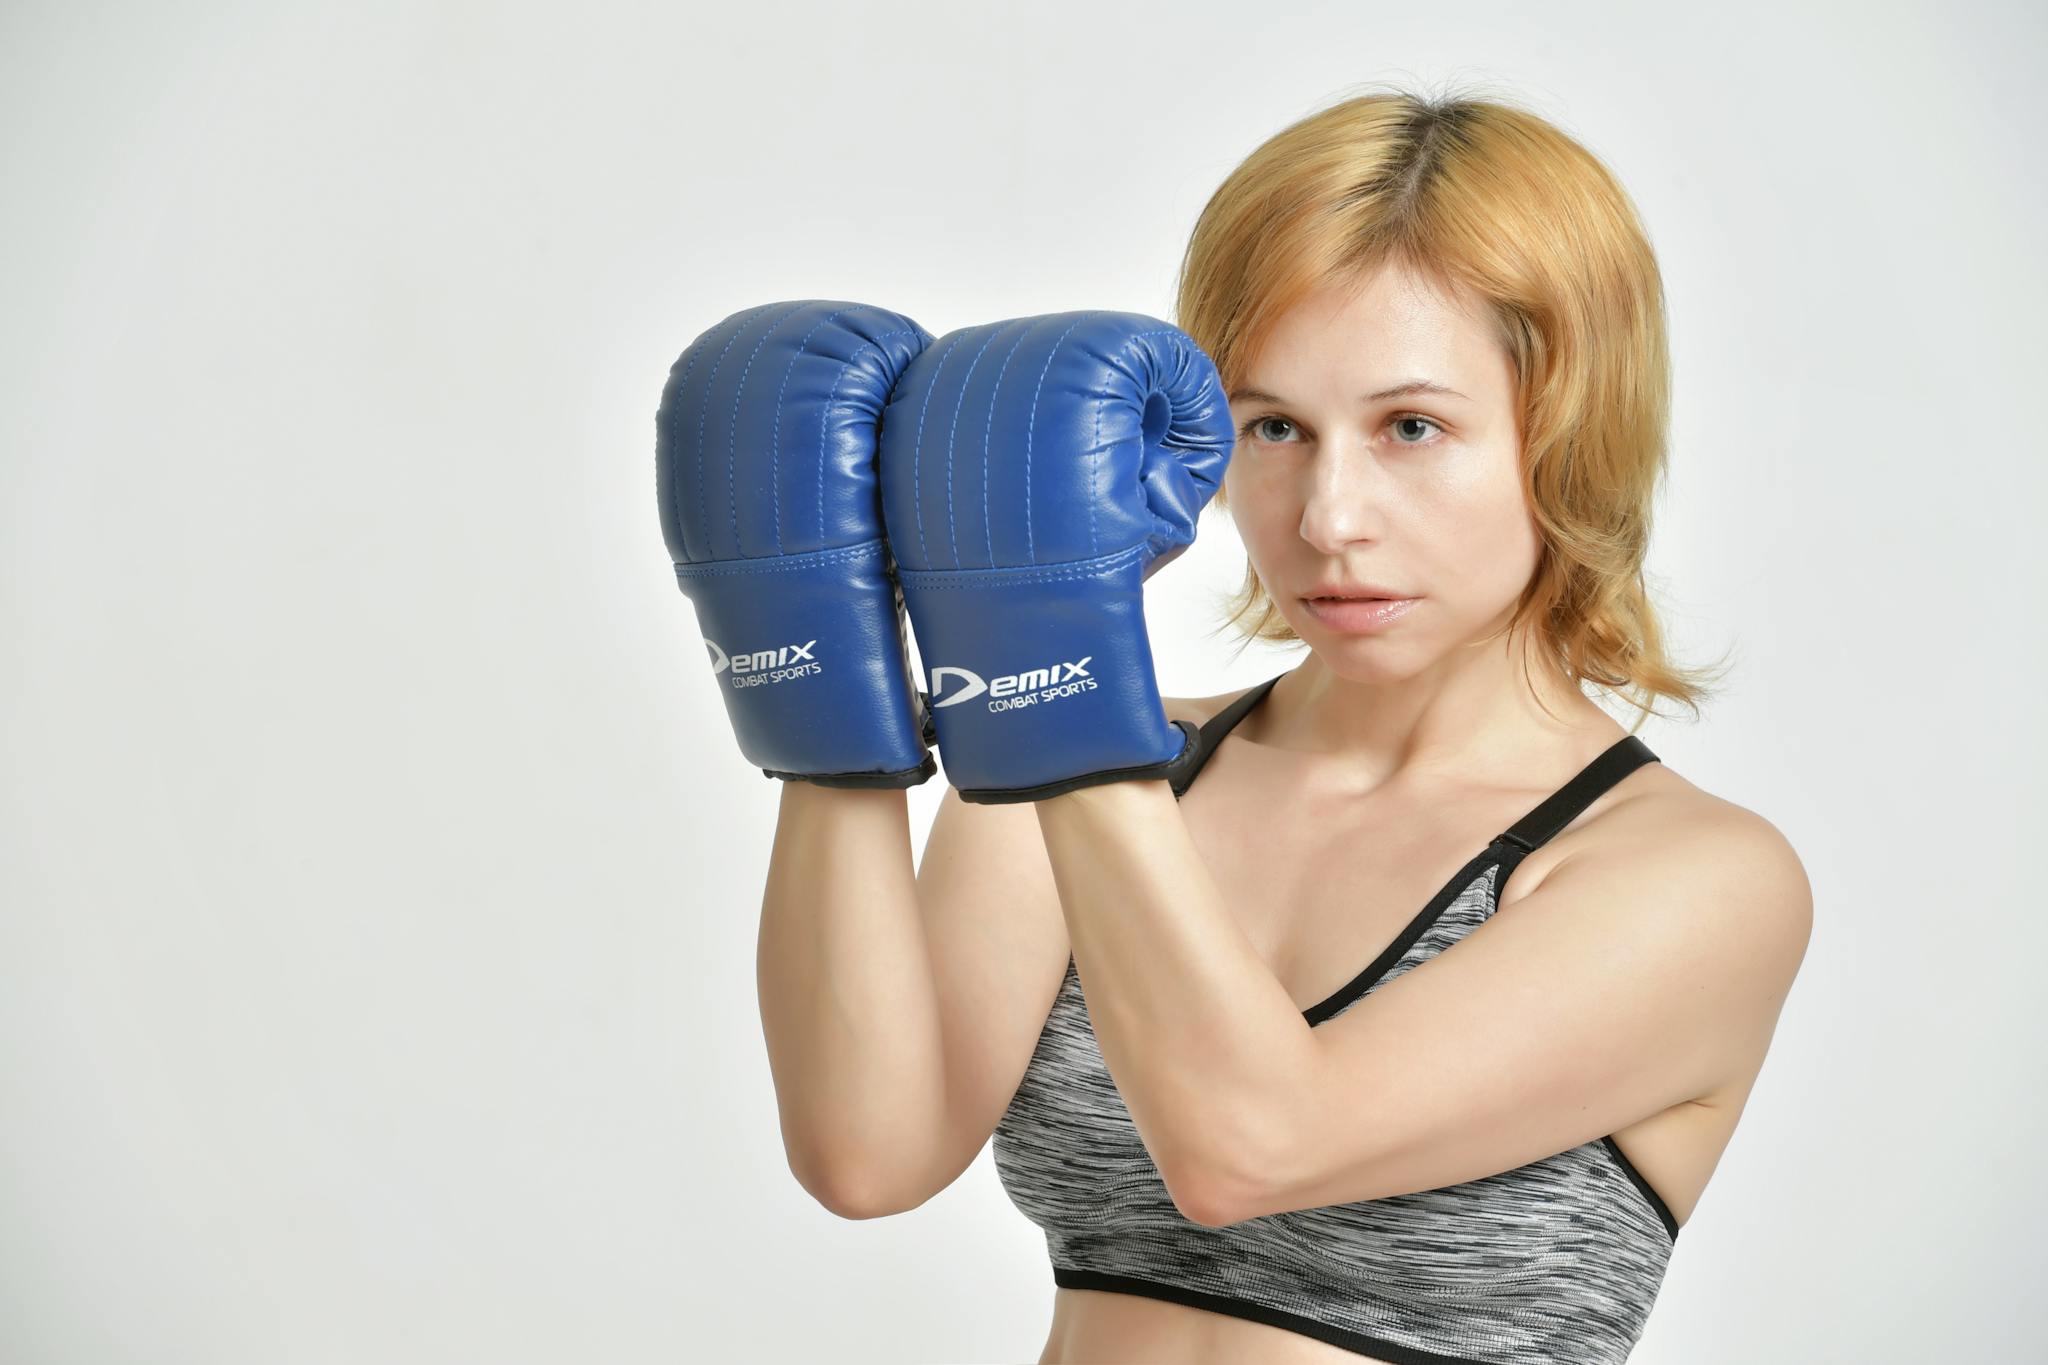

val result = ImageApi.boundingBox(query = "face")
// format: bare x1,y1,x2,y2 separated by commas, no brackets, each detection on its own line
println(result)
1221,260,1537,675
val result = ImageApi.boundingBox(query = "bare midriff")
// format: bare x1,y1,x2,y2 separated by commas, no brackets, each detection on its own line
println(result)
1039,1286,1401,1365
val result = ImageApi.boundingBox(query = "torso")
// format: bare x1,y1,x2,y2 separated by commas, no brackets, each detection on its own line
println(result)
1037,680,1767,1365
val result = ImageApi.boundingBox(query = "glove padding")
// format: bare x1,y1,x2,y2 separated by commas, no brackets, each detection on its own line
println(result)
877,311,1234,802
655,299,938,787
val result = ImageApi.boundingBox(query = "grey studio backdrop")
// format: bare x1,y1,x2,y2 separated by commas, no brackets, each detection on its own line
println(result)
3,2,2041,1362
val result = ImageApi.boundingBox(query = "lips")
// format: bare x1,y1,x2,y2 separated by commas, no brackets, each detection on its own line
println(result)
1300,594,1419,633
1306,583,1411,600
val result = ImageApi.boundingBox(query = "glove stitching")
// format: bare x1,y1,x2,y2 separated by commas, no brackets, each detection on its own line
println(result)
671,302,778,566
672,537,888,578
896,542,1147,589
945,323,1007,571
979,321,1033,571
907,331,968,574
814,321,922,556
718,303,811,565
781,307,856,560
1025,316,1090,570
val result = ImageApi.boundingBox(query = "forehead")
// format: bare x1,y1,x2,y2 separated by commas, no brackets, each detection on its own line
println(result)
1248,262,1506,396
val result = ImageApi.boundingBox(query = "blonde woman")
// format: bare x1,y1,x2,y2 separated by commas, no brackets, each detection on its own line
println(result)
724,86,1811,1365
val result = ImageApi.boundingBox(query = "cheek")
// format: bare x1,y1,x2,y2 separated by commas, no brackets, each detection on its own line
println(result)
1222,466,1292,544
1474,480,1538,560
1422,461,1540,595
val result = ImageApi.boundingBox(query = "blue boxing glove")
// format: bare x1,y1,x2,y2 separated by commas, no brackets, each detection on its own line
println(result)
655,300,939,787
877,312,1235,803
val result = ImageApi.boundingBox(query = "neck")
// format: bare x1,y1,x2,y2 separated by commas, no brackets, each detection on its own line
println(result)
1249,618,1620,795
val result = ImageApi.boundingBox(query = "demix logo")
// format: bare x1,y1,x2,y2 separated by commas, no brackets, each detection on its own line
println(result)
930,658,1094,708
705,637,821,687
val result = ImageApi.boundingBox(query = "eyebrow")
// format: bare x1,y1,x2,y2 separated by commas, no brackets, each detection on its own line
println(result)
1227,380,1470,405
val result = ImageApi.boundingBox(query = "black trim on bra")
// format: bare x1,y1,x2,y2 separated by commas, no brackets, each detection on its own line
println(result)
1141,664,1682,1243
1299,843,1509,1025
1167,670,1286,798
1298,729,1663,1022
1603,1134,1682,1242
1495,732,1661,854
1052,1267,1500,1365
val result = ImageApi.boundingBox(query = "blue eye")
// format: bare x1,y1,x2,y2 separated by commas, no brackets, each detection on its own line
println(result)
1238,415,1299,443
1391,414,1443,444
1234,413,1445,446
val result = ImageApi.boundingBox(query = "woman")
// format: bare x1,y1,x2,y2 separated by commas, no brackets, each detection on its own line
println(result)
729,87,1811,1365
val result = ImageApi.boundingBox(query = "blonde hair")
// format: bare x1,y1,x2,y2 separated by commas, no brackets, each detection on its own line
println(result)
1176,81,1727,729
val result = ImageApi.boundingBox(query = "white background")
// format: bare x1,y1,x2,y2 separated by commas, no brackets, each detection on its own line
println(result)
4,1,2042,1361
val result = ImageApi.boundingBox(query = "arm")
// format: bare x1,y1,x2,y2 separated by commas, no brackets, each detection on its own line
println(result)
1035,788,1812,1227
1228,802,1812,1225
756,781,942,1217
1033,778,1321,1224
760,779,1076,1221
655,302,948,1215
868,307,1263,1216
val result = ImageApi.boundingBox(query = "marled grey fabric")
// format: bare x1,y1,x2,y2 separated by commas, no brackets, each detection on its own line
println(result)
992,837,1680,1365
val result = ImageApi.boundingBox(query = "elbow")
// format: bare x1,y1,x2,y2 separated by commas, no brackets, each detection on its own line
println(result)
1159,1142,1265,1230
790,1153,921,1222
1166,1174,1242,1229
1160,1097,1298,1229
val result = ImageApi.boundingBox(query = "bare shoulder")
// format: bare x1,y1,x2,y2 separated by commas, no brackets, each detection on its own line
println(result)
1615,764,1809,912
1521,758,1815,1111
1562,760,1815,1003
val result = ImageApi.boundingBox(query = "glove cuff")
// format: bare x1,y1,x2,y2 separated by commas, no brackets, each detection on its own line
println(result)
897,546,1182,798
677,539,930,782
952,718,1202,804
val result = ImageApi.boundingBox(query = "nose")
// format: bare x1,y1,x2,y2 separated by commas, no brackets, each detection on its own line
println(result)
1295,438,1384,554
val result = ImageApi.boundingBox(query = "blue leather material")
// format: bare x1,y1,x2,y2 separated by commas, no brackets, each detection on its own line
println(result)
655,300,939,786
877,312,1234,801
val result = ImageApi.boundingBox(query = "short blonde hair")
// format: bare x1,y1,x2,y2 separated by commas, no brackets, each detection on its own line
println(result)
1177,82,1727,728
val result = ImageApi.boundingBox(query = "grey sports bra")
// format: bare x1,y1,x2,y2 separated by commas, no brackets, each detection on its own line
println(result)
991,668,1679,1364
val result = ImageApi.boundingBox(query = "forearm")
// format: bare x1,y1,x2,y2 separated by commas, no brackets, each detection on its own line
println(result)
1033,779,1320,1200
756,781,945,1207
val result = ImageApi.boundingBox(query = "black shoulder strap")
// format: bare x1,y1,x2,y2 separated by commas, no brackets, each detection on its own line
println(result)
1169,670,1288,799
1170,678,1660,842
1494,734,1660,853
